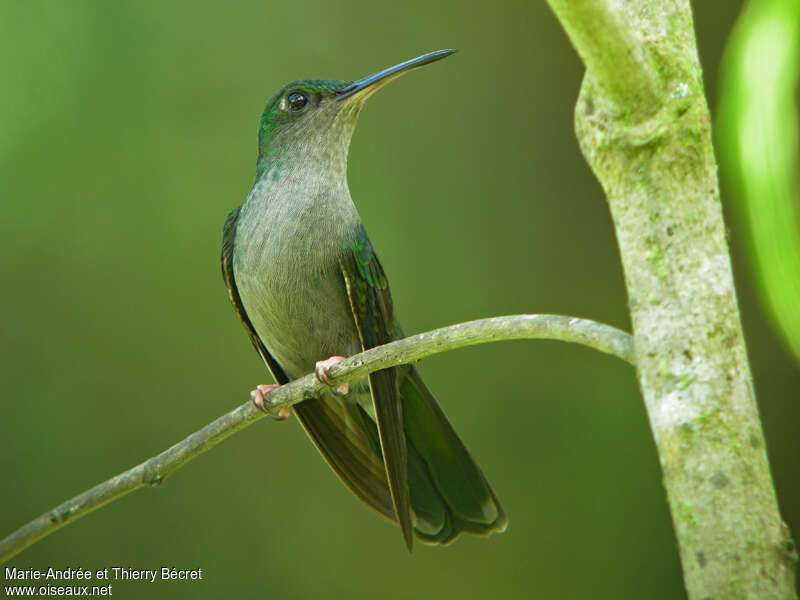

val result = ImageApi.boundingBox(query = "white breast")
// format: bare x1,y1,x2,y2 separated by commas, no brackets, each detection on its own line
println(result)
232,175,363,378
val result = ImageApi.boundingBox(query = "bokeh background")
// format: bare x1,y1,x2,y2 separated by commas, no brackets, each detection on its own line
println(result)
1,1,797,598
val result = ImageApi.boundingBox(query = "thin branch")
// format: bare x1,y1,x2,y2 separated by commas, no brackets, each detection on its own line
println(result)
0,314,632,564
546,0,663,114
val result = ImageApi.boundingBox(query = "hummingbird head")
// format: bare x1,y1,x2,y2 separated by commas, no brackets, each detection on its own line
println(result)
255,50,456,181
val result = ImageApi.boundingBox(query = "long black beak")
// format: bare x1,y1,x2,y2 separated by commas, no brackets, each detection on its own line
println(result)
337,49,456,101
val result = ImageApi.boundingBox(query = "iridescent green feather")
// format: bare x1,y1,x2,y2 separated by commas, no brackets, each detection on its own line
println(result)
339,226,411,547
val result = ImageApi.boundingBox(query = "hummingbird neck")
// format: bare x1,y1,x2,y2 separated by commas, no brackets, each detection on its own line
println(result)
255,137,349,184
242,135,361,258
255,101,362,184
247,104,364,231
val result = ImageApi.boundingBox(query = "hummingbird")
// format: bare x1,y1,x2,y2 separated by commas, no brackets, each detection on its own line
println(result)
221,50,506,549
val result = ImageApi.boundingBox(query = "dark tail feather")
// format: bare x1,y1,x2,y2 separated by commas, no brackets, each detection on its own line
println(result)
369,368,413,550
401,367,507,543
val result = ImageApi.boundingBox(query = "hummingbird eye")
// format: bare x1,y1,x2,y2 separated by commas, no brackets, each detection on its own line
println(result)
286,91,309,113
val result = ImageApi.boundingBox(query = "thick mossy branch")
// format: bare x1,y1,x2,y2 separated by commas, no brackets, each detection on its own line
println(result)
548,0,797,597
0,314,632,564
546,0,663,115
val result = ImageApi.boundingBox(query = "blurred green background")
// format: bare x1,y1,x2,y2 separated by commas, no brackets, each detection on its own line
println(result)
1,1,797,598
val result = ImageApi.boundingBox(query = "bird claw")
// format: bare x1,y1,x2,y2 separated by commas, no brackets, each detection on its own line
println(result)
250,384,291,420
315,356,348,396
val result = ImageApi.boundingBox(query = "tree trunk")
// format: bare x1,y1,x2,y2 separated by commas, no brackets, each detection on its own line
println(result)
547,0,798,596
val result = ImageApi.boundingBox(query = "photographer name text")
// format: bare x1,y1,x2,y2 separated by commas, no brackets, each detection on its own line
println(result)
5,567,203,582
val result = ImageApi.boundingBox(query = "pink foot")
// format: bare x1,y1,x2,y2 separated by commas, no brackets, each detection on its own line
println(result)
315,356,348,396
250,384,291,420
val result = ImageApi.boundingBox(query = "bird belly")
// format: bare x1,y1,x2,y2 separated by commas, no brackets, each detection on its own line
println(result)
233,231,362,380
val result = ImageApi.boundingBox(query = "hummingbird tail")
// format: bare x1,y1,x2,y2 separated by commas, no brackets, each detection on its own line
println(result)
401,367,508,544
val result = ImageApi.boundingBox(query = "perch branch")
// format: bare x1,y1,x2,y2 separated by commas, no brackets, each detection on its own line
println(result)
0,313,632,564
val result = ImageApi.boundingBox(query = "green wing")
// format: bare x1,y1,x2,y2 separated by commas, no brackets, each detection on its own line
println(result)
339,228,507,545
339,226,413,550
222,208,395,521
